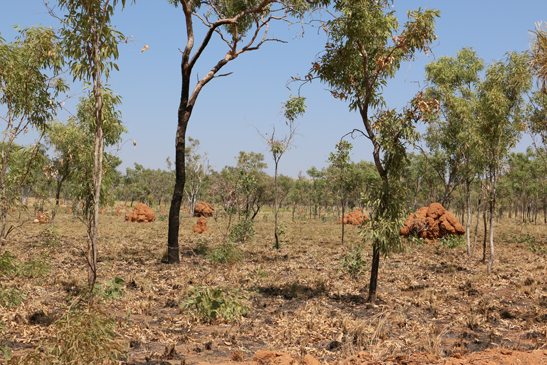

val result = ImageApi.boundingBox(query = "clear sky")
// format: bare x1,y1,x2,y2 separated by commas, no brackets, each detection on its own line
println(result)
1,1,546,177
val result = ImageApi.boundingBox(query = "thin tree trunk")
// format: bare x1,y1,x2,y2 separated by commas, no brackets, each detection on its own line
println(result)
482,208,488,263
487,185,496,274
465,179,472,255
274,161,279,249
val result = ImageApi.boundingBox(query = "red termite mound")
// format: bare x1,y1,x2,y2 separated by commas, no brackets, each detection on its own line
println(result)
193,217,209,234
400,203,464,240
338,210,370,225
194,201,214,217
125,203,156,223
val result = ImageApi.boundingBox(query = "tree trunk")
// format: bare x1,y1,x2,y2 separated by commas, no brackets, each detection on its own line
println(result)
482,208,488,263
368,243,380,303
341,177,345,246
274,161,279,249
167,111,189,264
487,184,496,274
465,179,472,255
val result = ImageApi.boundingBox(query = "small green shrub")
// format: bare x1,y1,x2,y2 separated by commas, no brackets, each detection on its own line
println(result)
193,239,209,256
183,286,248,323
206,242,244,264
13,305,127,364
157,214,167,221
0,286,25,308
17,254,50,278
94,277,125,300
438,235,465,249
0,252,17,276
339,245,368,279
229,219,255,243
39,226,60,247
406,232,426,246
514,233,536,244
248,265,267,279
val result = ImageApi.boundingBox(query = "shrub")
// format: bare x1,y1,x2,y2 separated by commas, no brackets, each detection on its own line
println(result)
183,286,248,323
229,219,255,243
339,245,368,279
93,277,126,301
438,235,465,249
0,252,17,276
206,242,244,264
17,254,50,278
38,227,60,247
0,286,25,308
12,304,127,364
193,239,209,256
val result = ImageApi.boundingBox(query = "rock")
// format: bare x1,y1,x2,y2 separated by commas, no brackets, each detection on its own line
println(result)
125,203,156,223
400,203,464,240
338,210,370,225
193,217,209,234
194,201,214,217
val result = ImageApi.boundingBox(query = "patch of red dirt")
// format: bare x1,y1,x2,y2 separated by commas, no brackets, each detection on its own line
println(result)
193,216,209,234
400,203,464,240
194,201,214,217
124,203,156,223
338,210,369,225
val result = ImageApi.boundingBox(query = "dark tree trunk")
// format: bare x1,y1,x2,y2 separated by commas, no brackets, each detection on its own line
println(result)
368,244,380,303
167,110,190,264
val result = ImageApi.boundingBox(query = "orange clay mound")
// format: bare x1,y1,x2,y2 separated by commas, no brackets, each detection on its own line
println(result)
400,202,464,240
192,217,209,234
124,203,155,223
338,210,369,225
115,208,121,217
194,201,214,217
197,349,547,365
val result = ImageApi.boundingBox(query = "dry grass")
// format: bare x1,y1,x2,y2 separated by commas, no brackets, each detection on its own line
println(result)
1,202,547,364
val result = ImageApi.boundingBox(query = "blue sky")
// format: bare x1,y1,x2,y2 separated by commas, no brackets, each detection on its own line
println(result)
1,1,545,177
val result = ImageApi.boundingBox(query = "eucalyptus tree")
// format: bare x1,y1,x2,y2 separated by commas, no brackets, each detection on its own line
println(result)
530,22,547,90
423,47,485,255
327,140,352,245
165,0,311,264
258,95,305,249
0,26,67,249
476,51,532,273
305,0,440,302
55,0,129,289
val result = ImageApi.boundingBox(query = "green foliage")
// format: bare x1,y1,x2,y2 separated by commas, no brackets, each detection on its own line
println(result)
0,252,17,276
94,277,126,301
0,286,25,308
406,232,426,246
229,219,256,243
339,245,368,279
514,234,536,244
193,238,209,256
248,265,267,279
39,226,60,247
438,235,465,249
14,304,127,364
183,286,248,323
206,242,244,264
276,224,289,244
283,95,307,122
17,254,50,279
